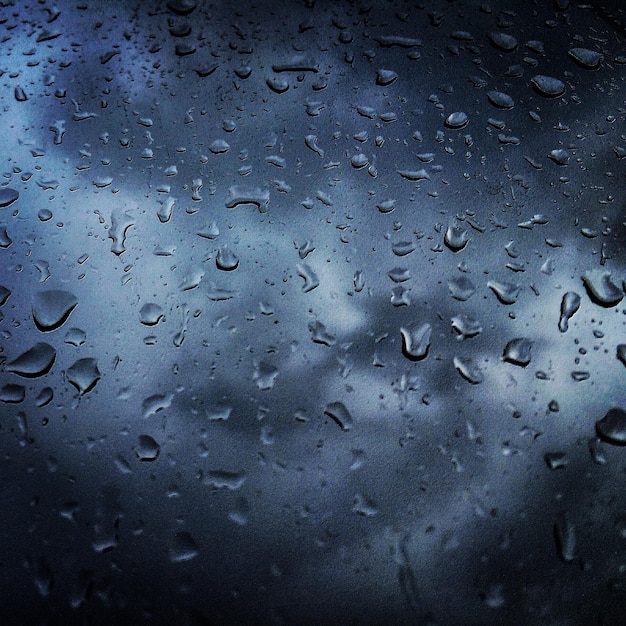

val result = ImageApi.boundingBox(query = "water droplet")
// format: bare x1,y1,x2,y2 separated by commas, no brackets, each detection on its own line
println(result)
209,139,230,154
617,344,626,367
554,514,576,562
558,291,580,332
488,280,520,305
391,241,416,257
136,434,160,461
32,290,78,331
36,387,53,407
352,494,378,517
0,384,26,403
448,276,476,301
397,169,430,181
0,286,10,306
376,69,398,86
0,226,12,249
544,452,568,470
487,91,514,109
451,314,482,339
531,75,565,97
253,361,278,390
142,394,174,421
7,343,56,377
266,76,289,93
216,246,239,271
0,188,19,208
503,338,532,366
202,469,246,490
568,48,603,69
596,408,626,446
581,270,623,307
109,210,134,255
350,153,369,169
400,323,432,360
376,199,396,214
169,532,199,563
66,358,101,394
64,328,86,347
139,303,164,326
444,224,470,251
488,32,518,52
548,149,569,165
225,186,270,211
324,401,353,431
308,320,336,346
304,134,324,157
388,267,411,283
444,111,469,129
453,356,483,384
296,263,319,292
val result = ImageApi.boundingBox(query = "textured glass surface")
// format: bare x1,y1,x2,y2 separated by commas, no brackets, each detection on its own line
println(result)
1,0,625,623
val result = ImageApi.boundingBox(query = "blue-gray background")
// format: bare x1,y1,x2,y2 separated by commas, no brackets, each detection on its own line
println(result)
0,0,625,623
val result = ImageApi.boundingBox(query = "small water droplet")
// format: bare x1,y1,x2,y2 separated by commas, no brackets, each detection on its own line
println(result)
487,90,514,109
453,356,483,384
531,75,565,97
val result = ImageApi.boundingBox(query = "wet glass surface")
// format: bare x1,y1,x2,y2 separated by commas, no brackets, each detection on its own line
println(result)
1,0,626,623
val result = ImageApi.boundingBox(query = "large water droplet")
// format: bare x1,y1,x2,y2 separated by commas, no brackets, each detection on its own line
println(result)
448,276,476,301
444,112,469,129
451,314,482,339
66,358,101,394
400,323,432,360
488,280,520,305
487,91,514,109
488,32,518,52
136,434,160,461
568,47,603,69
453,356,483,384
109,210,134,255
531,75,565,97
32,290,78,331
444,224,470,251
169,532,199,563
376,69,398,86
596,408,626,446
0,188,19,208
0,383,26,403
296,263,319,292
216,246,239,271
139,303,164,326
324,401,353,431
503,338,532,366
7,343,56,377
581,270,623,307
202,469,246,490
253,361,278,390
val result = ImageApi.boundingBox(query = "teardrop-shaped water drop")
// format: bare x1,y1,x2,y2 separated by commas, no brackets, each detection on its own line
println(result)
558,291,580,332
581,270,623,307
32,290,78,331
488,280,520,305
7,343,56,377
